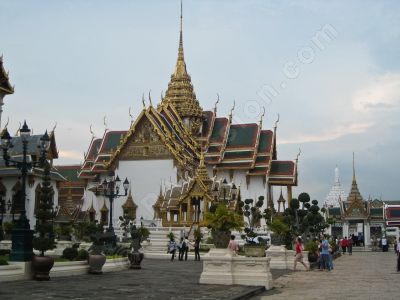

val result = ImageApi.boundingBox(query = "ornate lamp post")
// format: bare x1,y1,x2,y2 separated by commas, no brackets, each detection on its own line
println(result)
222,178,228,203
1,121,50,261
231,183,238,201
100,174,129,237
0,198,5,241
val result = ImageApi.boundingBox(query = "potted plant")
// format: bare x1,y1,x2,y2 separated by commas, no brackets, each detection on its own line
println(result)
55,224,72,241
238,196,266,257
128,224,149,269
204,203,243,248
304,239,319,267
32,161,56,280
87,222,106,274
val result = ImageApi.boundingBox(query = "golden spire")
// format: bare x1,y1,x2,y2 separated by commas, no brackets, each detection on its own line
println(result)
162,0,202,120
352,152,356,182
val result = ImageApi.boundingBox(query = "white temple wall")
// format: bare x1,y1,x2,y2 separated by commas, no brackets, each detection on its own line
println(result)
114,159,176,221
1,176,59,229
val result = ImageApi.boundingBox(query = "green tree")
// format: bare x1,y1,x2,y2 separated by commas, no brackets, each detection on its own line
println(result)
32,161,56,256
238,196,264,242
298,192,311,210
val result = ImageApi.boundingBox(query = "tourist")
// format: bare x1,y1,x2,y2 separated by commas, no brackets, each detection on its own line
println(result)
184,236,189,261
194,237,201,261
347,236,353,255
341,236,348,255
178,237,185,261
168,237,177,261
294,237,309,271
381,236,388,252
228,235,239,254
396,237,400,272
320,235,331,271
372,236,378,251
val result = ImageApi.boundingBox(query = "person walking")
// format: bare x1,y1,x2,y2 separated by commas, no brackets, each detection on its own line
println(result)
184,236,189,261
320,235,331,271
178,237,185,261
194,237,201,261
294,237,310,271
341,237,348,255
347,236,353,255
168,237,177,261
381,236,388,252
228,235,239,254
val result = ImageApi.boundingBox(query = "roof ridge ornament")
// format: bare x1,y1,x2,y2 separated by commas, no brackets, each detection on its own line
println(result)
142,93,146,109
229,100,235,123
51,122,57,133
259,106,266,126
103,116,108,132
148,90,153,107
214,93,220,114
274,113,280,129
129,107,134,126
295,148,301,163
89,124,95,139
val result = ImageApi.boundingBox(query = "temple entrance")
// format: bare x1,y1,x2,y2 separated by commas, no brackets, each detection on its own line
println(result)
348,220,365,246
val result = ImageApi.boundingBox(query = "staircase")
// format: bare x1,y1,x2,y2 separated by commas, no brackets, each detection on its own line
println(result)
143,227,184,259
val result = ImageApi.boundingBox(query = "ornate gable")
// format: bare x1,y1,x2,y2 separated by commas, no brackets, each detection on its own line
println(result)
117,117,171,161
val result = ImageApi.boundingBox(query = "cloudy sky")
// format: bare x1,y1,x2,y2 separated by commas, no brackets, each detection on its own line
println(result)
1,0,399,202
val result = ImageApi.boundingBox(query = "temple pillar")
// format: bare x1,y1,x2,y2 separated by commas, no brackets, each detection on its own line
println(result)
363,222,371,247
342,221,349,239
287,186,292,208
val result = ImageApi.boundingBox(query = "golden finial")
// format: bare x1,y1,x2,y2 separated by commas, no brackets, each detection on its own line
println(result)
15,122,21,136
259,107,265,126
103,116,108,132
214,94,220,114
142,93,146,108
161,90,164,101
229,100,235,122
89,124,95,139
352,152,356,182
274,113,280,128
295,148,301,163
148,90,153,106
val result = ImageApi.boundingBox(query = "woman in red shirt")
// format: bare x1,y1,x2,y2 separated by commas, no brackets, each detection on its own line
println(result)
341,237,348,255
294,237,310,271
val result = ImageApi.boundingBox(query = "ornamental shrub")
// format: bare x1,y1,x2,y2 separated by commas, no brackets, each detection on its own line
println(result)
62,247,78,261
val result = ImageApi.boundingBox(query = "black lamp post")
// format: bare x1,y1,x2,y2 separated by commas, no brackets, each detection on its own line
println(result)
100,174,129,236
231,183,238,201
1,121,50,261
222,178,228,203
0,198,5,241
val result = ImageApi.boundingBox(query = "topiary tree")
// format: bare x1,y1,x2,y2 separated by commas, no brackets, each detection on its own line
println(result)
32,161,56,256
238,196,264,243
298,192,311,210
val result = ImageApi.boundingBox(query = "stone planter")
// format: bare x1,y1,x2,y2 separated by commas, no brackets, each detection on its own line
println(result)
88,254,106,274
244,244,266,257
200,248,272,289
31,255,55,281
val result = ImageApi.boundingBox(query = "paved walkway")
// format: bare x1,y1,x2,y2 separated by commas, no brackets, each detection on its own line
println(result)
252,251,400,300
0,258,287,300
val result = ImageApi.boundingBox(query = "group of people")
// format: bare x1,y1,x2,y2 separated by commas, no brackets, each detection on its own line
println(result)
340,235,354,255
167,236,201,261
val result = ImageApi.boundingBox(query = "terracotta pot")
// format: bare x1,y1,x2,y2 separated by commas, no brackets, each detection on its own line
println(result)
88,254,106,274
32,255,54,281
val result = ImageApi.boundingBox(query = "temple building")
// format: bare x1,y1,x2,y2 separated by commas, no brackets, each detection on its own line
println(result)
326,155,386,245
0,55,14,130
324,166,347,208
59,7,298,227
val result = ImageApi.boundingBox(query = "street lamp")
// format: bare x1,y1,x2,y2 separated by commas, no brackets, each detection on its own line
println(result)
0,198,5,241
100,174,129,237
231,183,238,201
1,121,50,261
222,178,228,203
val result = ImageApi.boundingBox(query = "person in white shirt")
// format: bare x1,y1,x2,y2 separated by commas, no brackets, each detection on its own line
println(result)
396,237,400,272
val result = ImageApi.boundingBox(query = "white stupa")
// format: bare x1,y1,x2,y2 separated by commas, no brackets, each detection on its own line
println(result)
324,166,347,207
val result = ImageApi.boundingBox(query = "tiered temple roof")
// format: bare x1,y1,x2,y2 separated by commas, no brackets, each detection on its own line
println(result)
0,55,14,96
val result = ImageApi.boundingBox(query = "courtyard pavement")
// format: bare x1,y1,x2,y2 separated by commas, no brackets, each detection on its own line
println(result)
252,251,400,300
0,258,287,300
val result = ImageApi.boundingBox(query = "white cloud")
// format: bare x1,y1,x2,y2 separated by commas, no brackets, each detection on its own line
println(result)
280,121,373,144
352,73,400,112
